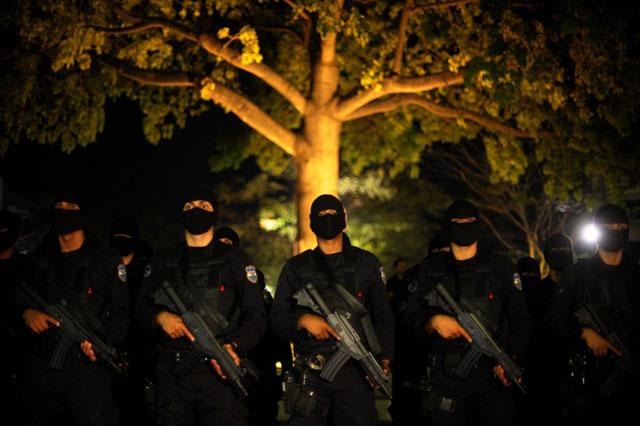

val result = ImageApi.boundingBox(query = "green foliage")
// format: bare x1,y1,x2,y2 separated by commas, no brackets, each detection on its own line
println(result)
1,0,638,207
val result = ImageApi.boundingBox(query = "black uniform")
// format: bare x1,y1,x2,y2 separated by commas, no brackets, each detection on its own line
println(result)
0,251,25,425
387,258,427,426
115,253,154,426
137,241,266,426
18,238,129,426
546,254,640,425
270,236,395,426
247,271,288,426
403,250,532,426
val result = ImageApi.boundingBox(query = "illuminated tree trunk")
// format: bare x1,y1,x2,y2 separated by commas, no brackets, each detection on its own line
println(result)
293,32,341,254
294,111,342,253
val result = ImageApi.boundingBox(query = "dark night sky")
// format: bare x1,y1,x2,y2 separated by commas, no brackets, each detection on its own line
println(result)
0,99,252,247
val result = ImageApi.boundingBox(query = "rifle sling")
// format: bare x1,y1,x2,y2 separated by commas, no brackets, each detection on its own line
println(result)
311,249,382,355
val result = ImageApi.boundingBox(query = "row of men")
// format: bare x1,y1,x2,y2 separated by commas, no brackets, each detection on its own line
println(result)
0,189,638,426
386,201,639,425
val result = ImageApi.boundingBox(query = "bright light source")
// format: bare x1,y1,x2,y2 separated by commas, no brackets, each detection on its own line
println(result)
582,223,600,243
259,217,280,231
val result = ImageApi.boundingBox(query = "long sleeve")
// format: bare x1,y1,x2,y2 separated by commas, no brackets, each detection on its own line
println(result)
269,259,307,343
101,255,130,344
402,264,447,343
135,253,165,334
545,263,583,347
503,262,533,359
366,258,395,360
225,251,267,355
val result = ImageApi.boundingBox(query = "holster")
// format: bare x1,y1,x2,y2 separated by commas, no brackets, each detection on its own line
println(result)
282,366,327,417
419,389,460,414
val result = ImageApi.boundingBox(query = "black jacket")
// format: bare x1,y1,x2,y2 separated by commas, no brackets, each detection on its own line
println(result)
403,250,532,360
546,253,640,356
136,240,266,355
269,237,395,360
19,238,130,356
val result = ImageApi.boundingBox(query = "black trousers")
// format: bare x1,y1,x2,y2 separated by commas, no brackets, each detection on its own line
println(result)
559,370,639,426
155,351,249,426
19,352,119,426
288,360,378,426
424,356,517,426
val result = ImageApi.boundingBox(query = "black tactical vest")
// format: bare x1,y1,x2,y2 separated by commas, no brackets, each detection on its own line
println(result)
424,252,504,337
580,257,640,344
162,244,239,336
291,246,381,354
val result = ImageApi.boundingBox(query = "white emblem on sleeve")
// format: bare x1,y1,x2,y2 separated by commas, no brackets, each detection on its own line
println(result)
380,267,387,285
513,273,523,290
245,265,258,284
117,264,127,283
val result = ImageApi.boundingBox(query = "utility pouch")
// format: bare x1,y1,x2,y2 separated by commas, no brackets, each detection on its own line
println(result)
283,368,324,417
419,389,459,414
283,370,302,415
443,351,463,377
292,387,319,417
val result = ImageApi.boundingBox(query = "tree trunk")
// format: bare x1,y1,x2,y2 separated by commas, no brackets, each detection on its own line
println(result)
294,110,342,253
292,31,341,254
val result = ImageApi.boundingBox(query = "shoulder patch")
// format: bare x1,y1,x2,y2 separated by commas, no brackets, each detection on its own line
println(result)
408,281,418,294
144,264,152,278
379,267,387,285
513,273,522,291
117,264,127,283
245,265,258,284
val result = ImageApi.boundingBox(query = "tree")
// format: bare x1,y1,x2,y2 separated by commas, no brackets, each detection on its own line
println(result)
2,0,639,251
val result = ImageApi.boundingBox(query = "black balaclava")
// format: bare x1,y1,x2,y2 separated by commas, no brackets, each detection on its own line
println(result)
109,214,140,257
544,233,574,273
0,210,20,252
446,199,480,247
428,231,451,255
216,226,240,247
594,204,629,253
180,186,219,235
516,256,541,288
310,194,346,240
52,188,87,235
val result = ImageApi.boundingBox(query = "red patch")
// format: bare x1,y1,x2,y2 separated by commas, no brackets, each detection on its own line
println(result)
488,292,494,300
219,284,225,292
357,290,363,299
87,287,93,295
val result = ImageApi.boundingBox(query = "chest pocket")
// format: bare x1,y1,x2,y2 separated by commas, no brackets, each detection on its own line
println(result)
166,253,239,334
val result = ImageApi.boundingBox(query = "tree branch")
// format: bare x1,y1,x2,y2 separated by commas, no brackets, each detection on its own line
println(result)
480,213,520,254
344,94,535,138
335,72,463,120
96,55,195,87
96,7,308,115
200,80,298,156
91,20,198,42
392,0,414,75
97,56,298,156
198,34,307,115
412,0,480,14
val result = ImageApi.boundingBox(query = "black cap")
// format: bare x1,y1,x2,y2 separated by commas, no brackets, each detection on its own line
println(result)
544,233,573,253
446,199,479,221
54,187,85,210
216,226,240,247
181,185,218,213
428,232,450,254
310,194,344,218
594,204,629,226
109,214,140,240
516,256,540,276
